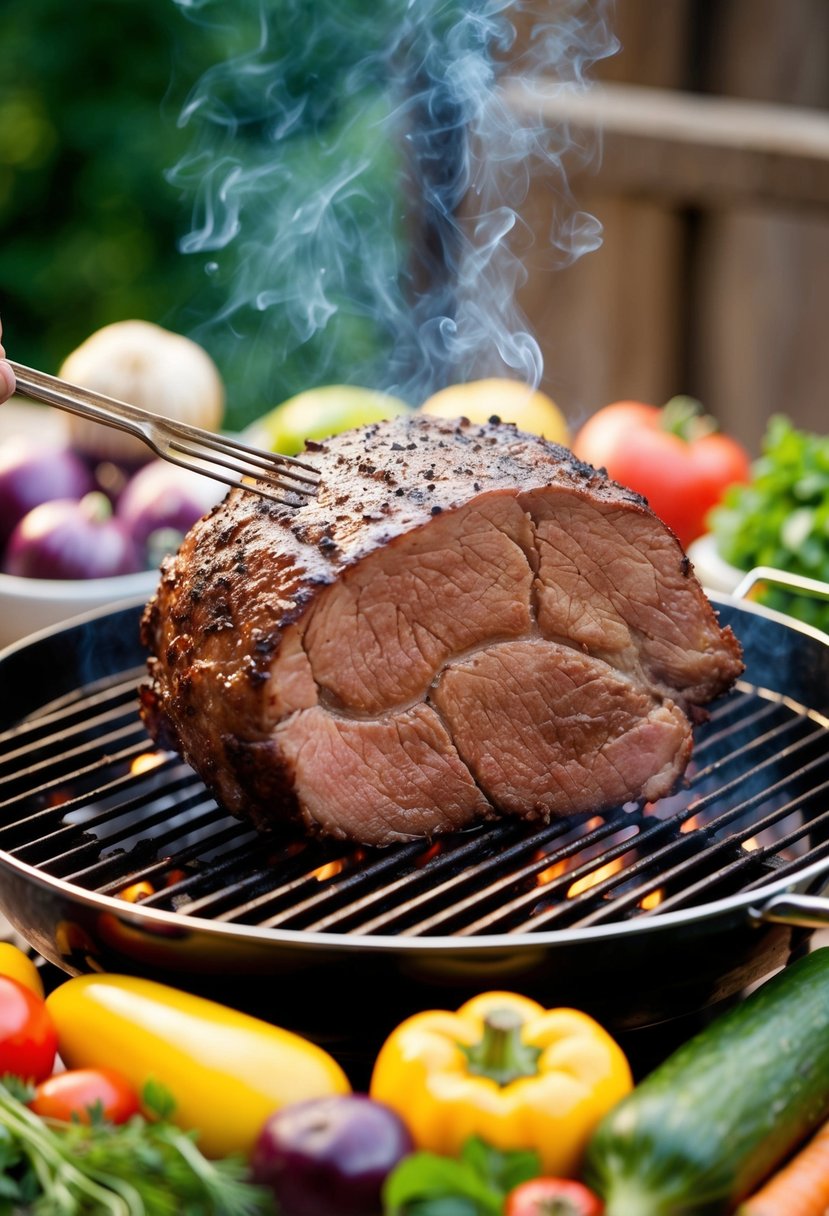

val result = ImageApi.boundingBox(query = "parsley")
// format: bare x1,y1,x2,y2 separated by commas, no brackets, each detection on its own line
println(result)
0,1077,274,1215
709,415,829,633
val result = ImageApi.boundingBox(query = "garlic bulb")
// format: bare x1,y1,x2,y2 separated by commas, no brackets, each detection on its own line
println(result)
59,320,225,466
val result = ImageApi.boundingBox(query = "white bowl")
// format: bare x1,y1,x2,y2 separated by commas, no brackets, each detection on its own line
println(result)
0,567,159,651
686,534,745,595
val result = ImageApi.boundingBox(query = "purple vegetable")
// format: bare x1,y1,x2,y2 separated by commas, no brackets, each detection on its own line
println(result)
250,1094,414,1216
116,459,221,556
3,492,142,580
0,437,94,552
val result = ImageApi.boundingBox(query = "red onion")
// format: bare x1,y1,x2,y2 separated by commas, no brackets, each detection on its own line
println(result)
116,460,222,556
3,492,142,580
0,437,95,552
250,1094,414,1216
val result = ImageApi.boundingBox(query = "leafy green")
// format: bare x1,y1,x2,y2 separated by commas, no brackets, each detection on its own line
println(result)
709,414,829,633
0,1076,274,1215
0,0,413,430
383,1136,539,1216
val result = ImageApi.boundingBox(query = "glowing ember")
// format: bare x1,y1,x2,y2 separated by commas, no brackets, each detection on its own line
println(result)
639,888,665,910
536,860,567,887
117,880,155,903
680,811,705,834
417,843,443,868
311,859,346,882
130,752,166,776
567,856,625,899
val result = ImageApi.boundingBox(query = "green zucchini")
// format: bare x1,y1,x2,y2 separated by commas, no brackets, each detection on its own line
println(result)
582,946,829,1216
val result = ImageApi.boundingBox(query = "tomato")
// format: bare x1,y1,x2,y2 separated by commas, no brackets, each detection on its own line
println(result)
0,974,58,1083
505,1176,604,1216
30,1068,141,1125
0,942,44,1000
572,398,751,549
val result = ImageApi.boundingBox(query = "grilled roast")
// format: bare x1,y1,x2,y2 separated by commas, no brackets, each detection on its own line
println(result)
140,413,743,845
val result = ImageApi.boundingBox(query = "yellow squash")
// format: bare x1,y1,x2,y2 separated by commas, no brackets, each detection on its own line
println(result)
47,974,350,1157
369,991,632,1177
0,942,44,999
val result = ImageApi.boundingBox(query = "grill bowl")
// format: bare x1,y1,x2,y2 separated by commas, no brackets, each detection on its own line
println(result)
1,593,828,1055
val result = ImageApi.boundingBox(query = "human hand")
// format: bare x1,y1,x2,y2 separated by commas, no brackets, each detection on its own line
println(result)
0,318,16,402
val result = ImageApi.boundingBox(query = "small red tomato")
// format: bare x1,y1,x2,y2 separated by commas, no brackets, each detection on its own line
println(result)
505,1177,604,1216
0,974,57,1083
30,1068,141,1125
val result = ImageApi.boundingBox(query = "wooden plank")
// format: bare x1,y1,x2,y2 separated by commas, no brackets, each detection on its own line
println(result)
502,80,829,211
693,208,829,453
691,0,829,450
516,191,686,427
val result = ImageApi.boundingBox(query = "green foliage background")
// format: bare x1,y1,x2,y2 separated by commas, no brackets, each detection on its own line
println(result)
0,0,574,431
0,3,203,400
0,0,414,431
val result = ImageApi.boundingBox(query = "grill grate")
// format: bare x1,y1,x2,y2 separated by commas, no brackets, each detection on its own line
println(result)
1,668,828,938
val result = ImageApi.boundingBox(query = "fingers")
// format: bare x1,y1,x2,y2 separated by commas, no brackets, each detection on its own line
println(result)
0,362,13,402
0,354,14,397
0,318,16,402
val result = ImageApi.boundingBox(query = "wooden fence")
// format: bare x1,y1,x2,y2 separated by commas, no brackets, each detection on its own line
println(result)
508,0,829,452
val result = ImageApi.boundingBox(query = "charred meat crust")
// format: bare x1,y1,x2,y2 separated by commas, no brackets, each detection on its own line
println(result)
140,413,744,845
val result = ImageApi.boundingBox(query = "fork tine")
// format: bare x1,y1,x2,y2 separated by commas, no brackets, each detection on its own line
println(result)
160,449,310,507
166,438,316,497
164,425,316,486
161,418,319,479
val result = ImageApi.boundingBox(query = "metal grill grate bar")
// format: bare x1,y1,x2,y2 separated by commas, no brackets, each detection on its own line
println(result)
96,827,261,908
505,717,829,934
416,712,816,936
277,820,570,934
0,753,177,854
578,781,829,926
0,672,827,937
211,841,431,926
0,669,145,743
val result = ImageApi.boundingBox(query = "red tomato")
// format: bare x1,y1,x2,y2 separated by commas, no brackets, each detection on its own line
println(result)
573,399,751,548
505,1177,604,1216
30,1067,141,1125
0,974,57,1083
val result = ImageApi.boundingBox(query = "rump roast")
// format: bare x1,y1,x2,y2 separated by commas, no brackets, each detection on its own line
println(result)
140,413,743,846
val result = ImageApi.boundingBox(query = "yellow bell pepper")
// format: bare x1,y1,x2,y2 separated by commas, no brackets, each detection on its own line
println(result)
46,974,350,1158
369,991,632,1177
0,942,44,999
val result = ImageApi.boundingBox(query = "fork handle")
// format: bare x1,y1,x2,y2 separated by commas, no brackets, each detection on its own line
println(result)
9,361,153,444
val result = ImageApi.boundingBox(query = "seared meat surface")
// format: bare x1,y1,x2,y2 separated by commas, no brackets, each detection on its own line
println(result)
140,413,743,845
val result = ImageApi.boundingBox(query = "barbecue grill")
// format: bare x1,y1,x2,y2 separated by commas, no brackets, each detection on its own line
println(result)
1,583,828,1066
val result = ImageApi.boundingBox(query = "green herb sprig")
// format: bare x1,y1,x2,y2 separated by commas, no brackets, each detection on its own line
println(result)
709,414,829,633
0,1076,274,1216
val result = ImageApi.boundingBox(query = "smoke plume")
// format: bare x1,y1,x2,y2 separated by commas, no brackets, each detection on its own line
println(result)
168,0,617,426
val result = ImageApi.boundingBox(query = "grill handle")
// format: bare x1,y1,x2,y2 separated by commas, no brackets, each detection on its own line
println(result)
752,892,829,930
735,570,829,931
733,567,829,603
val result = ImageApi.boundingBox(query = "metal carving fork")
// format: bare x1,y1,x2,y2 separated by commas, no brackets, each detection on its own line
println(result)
9,361,319,507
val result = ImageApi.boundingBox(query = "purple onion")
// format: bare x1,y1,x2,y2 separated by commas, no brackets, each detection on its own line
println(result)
0,437,95,552
250,1094,414,1216
116,460,221,555
3,492,142,580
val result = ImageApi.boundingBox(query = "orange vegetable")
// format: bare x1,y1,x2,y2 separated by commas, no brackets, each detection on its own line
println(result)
738,1118,829,1215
